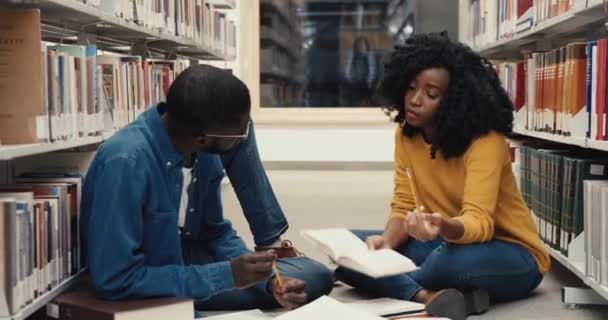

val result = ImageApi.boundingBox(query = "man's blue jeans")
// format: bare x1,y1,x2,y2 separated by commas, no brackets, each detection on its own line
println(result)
220,121,288,247
335,230,543,302
182,238,334,310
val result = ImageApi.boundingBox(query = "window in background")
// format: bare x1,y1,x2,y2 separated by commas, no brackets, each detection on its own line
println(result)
261,0,403,108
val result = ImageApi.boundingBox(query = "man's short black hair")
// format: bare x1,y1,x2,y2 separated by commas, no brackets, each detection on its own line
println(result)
166,64,251,131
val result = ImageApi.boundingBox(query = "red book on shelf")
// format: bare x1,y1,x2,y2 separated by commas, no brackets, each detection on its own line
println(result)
518,0,533,17
596,40,607,141
515,62,526,112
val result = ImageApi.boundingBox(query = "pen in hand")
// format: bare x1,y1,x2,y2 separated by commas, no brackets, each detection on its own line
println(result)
272,261,284,292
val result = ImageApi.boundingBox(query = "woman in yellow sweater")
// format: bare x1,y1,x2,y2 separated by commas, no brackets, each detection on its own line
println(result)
335,33,549,320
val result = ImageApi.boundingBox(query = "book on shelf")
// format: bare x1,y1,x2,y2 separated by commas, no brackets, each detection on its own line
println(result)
0,1,237,146
84,0,237,56
498,39,608,142
50,290,193,320
0,173,85,318
515,142,608,284
460,0,580,49
301,229,418,278
0,9,46,145
583,180,608,286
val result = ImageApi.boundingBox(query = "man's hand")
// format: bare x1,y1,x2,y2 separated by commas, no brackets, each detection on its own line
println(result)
366,235,392,250
406,209,443,242
230,251,276,289
268,276,307,310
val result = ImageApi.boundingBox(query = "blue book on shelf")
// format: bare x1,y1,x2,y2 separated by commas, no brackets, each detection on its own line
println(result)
586,41,597,138
57,55,65,114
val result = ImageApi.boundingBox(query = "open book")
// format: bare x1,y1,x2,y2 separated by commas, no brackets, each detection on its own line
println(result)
275,296,383,320
347,298,425,317
301,229,418,278
198,297,441,320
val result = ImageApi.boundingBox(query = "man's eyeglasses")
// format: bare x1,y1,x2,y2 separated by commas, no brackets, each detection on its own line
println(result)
203,120,251,139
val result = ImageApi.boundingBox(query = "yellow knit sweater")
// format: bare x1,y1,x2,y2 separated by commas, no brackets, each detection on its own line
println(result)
390,127,550,273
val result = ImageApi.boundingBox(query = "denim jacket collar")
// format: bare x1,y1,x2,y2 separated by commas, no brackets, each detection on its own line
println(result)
141,103,184,169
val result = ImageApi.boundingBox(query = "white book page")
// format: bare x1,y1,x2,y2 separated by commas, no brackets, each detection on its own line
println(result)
274,296,383,320
198,310,269,320
346,298,424,316
340,249,418,278
301,229,367,259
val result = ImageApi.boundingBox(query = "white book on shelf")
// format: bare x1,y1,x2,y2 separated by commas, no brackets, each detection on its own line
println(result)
98,0,122,17
67,56,78,140
85,0,102,7
593,182,607,284
1,192,34,312
584,179,592,277
578,0,594,10
602,185,608,286
301,229,418,278
526,56,536,130
583,180,608,282
39,45,51,142
122,0,135,22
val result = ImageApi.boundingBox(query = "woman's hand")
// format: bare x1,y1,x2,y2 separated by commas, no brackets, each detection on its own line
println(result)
406,208,443,242
366,235,392,250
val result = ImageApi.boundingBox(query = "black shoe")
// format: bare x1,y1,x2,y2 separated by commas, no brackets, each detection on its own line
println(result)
464,288,490,315
425,288,490,320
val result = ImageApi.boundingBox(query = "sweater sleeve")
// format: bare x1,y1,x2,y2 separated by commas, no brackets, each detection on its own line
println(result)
451,133,508,244
390,128,416,220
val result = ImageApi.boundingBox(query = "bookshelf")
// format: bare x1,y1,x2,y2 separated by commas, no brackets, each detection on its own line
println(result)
0,272,84,320
0,136,103,161
462,0,608,306
1,0,234,60
469,1,608,59
512,128,608,152
544,244,608,302
0,1,239,319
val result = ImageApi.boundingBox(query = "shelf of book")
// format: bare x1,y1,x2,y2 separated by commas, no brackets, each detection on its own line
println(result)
586,139,608,152
512,128,587,147
2,0,233,60
0,271,84,320
513,128,608,152
473,1,607,59
0,136,106,161
545,244,608,302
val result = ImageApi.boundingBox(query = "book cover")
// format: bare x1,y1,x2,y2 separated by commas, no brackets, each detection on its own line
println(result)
54,290,193,320
569,43,589,139
0,9,44,144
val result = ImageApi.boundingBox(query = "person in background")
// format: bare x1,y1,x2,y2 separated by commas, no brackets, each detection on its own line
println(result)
81,64,333,311
344,36,377,106
335,32,549,320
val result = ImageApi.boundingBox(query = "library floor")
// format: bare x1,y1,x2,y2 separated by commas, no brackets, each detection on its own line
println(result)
221,170,608,319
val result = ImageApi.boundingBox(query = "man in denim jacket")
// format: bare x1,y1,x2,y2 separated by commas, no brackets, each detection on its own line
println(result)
80,65,333,310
